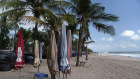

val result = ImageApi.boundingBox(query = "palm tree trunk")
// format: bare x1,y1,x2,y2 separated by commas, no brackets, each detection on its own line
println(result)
34,23,38,40
76,26,83,66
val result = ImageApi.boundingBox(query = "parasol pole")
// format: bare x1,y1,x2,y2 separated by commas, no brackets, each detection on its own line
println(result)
38,65,39,73
59,71,60,79
55,74,58,79
63,72,64,79
65,74,67,79
19,68,21,79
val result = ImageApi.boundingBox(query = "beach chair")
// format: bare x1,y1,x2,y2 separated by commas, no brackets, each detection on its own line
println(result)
34,73,48,79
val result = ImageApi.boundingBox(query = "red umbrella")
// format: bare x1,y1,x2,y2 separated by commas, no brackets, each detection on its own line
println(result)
14,30,24,69
67,30,72,74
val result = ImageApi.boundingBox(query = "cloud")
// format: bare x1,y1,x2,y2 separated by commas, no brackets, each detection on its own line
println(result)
118,42,137,49
88,41,138,52
121,30,135,37
137,30,140,34
121,30,140,40
130,34,140,40
88,44,111,52
101,37,113,42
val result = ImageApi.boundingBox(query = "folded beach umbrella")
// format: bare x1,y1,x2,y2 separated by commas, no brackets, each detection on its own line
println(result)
39,43,43,63
59,21,68,71
14,30,24,69
50,30,59,76
14,30,24,79
34,40,40,67
85,46,88,60
67,30,72,74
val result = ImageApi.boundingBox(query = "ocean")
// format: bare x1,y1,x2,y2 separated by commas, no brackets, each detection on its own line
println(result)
105,51,140,58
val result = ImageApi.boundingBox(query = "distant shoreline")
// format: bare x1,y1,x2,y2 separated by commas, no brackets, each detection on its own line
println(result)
98,51,140,58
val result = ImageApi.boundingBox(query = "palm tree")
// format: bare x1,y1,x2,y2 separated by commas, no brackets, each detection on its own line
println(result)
70,0,119,66
46,1,77,41
0,0,56,40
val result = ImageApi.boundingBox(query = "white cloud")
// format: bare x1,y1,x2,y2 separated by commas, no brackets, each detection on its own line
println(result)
101,37,113,42
88,44,111,52
137,30,140,34
118,42,137,49
88,41,138,52
130,34,140,40
121,30,140,41
108,38,113,41
121,30,135,37
128,43,137,48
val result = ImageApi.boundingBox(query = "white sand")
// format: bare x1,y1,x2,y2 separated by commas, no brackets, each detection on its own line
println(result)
1,54,140,79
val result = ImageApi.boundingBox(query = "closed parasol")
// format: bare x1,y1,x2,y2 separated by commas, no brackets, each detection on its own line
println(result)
58,21,68,71
67,30,72,74
50,30,59,78
14,30,24,79
39,43,43,63
14,30,24,69
34,40,40,67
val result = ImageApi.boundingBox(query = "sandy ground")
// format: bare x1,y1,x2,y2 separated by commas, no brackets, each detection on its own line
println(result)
1,54,140,79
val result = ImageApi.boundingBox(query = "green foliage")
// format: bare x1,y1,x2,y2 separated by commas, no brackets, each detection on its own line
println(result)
0,16,10,49
88,49,93,53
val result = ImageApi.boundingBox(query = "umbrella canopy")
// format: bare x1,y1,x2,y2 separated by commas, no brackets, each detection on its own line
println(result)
85,46,88,60
34,40,40,67
14,30,24,69
67,30,72,74
50,30,59,75
58,21,68,71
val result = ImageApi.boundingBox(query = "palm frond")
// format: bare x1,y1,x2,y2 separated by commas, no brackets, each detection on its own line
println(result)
47,1,71,9
89,3,105,16
38,8,56,20
61,13,76,25
69,3,79,15
84,40,95,44
21,16,47,27
81,21,91,39
47,1,70,15
1,1,27,10
93,23,115,36
0,8,25,18
91,13,119,22
8,10,30,21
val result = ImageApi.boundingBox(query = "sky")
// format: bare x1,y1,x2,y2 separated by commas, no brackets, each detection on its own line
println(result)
87,0,140,52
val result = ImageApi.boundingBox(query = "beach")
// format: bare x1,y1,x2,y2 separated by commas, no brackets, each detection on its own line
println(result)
1,54,140,79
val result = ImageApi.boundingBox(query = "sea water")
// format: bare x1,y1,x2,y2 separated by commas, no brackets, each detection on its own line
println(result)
106,51,140,58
